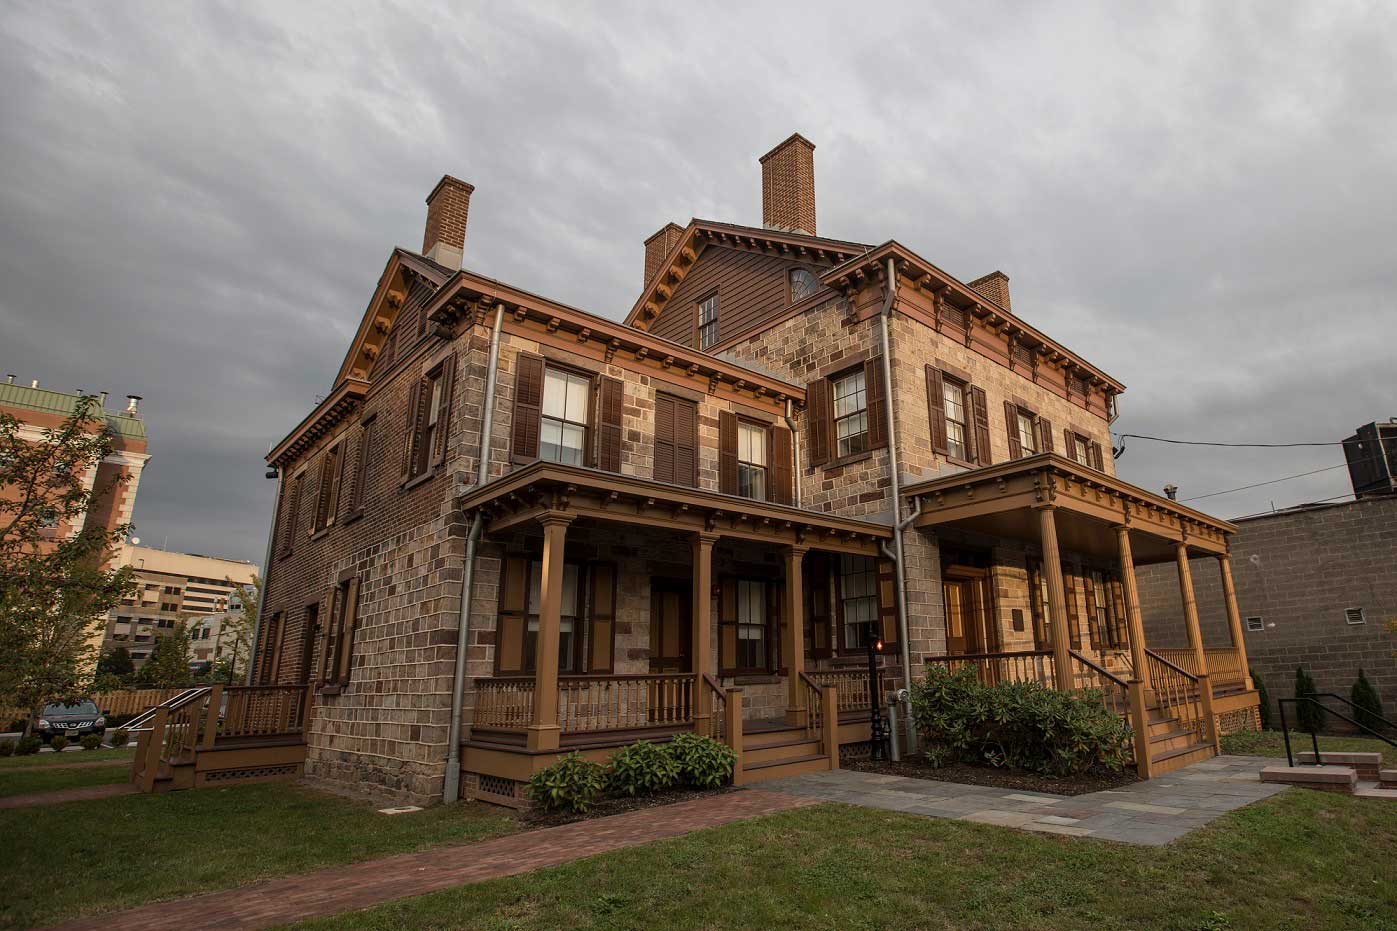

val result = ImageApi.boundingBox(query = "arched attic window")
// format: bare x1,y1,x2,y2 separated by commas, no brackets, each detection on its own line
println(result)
789,268,820,303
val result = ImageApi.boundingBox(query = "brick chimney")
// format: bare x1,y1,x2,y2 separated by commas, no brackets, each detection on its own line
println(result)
760,133,817,235
968,271,1011,311
644,222,685,287
423,175,474,269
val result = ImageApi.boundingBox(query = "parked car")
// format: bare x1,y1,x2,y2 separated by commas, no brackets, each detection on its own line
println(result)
33,701,106,743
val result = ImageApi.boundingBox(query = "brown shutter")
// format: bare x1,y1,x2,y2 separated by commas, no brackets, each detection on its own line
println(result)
586,563,616,673
926,366,948,454
653,393,676,484
865,356,888,450
675,396,697,487
280,474,303,556
1004,401,1022,460
807,554,832,660
770,426,793,505
807,377,832,466
334,577,359,684
314,452,335,530
1083,576,1100,650
719,577,737,673
1109,575,1129,648
433,355,456,467
1063,428,1074,462
1039,416,1054,453
496,556,529,674
596,376,624,472
1064,571,1083,651
401,379,421,481
1090,441,1105,472
970,385,991,465
511,353,545,462
350,420,373,511
718,410,738,495
877,557,899,649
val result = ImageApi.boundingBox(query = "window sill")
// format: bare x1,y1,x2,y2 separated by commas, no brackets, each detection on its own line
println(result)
309,526,332,542
342,508,365,526
819,449,875,471
318,684,343,696
401,467,439,492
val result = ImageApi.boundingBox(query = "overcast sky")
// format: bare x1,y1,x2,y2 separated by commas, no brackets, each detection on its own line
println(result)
2,2,1394,567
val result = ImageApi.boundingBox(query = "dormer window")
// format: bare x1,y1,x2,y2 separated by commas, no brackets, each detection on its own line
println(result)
789,268,819,303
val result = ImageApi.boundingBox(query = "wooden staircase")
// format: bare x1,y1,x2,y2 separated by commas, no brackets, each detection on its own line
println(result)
1143,701,1214,776
726,675,841,786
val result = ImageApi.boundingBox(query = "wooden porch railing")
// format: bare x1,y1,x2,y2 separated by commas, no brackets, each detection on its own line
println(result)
558,673,695,734
807,669,872,714
1144,650,1207,741
129,687,210,792
1153,647,1246,692
924,650,1054,688
221,685,312,739
701,673,727,743
1069,651,1132,720
473,677,535,730
799,673,824,741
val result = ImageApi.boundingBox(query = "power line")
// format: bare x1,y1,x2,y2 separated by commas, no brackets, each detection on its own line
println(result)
1181,463,1350,502
1114,432,1360,449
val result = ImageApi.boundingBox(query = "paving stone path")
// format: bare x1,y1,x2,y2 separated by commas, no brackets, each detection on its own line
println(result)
763,754,1285,845
46,789,818,931
0,782,137,809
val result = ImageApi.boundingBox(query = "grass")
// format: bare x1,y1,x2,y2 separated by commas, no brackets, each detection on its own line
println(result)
0,782,519,930
0,746,136,769
291,789,1397,931
0,764,129,798
1222,729,1397,767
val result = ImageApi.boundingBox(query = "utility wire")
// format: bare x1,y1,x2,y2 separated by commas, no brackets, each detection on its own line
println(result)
1181,463,1350,502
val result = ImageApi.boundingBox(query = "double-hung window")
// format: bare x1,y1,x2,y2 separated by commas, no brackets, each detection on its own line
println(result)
832,369,868,457
1067,432,1093,466
736,421,767,501
839,555,878,650
526,562,582,672
404,357,454,482
942,378,969,461
697,294,719,349
540,368,590,465
1016,411,1038,455
735,579,767,671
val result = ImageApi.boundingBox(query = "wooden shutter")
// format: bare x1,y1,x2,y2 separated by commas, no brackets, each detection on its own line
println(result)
280,474,303,556
865,356,888,450
510,354,545,462
878,557,899,649
433,355,456,467
675,395,697,487
1005,401,1022,460
496,556,529,674
807,377,832,466
1083,575,1100,650
350,419,373,511
314,452,335,530
653,394,676,484
970,385,991,465
770,426,793,505
718,411,738,495
596,376,624,472
1038,416,1054,453
1089,440,1105,472
718,577,737,673
1064,571,1083,650
1109,575,1129,648
586,563,616,673
925,366,948,455
807,554,832,660
400,379,421,481
334,577,360,684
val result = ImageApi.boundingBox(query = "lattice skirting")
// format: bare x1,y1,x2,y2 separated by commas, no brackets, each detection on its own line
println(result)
201,763,301,784
1216,706,1261,736
838,741,873,764
463,771,527,808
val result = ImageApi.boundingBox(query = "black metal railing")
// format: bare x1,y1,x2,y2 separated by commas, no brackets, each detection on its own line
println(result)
1277,692,1397,768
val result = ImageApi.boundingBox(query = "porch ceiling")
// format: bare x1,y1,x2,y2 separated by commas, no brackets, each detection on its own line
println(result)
460,461,891,556
905,453,1235,565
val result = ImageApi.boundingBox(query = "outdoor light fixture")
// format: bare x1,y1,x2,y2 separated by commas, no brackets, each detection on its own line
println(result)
867,633,888,761
1163,483,1178,500
265,466,279,480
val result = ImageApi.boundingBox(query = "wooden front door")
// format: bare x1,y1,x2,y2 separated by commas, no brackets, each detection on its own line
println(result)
650,580,692,672
943,574,999,656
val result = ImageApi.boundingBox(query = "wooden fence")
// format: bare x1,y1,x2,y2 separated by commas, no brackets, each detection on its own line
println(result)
2,689,189,728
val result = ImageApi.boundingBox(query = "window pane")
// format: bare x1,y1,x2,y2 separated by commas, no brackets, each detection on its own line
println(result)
833,371,865,417
738,422,765,465
1018,414,1036,453
564,373,589,422
540,419,564,462
427,377,442,426
946,421,966,460
738,464,766,501
542,369,567,419
942,381,964,423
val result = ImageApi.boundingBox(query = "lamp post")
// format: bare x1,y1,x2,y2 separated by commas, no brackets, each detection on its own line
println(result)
867,635,887,761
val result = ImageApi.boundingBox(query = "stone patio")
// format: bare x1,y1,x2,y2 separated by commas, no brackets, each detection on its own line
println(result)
758,754,1285,845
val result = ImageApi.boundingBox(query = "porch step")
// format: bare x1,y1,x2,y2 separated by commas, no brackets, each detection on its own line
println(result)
740,753,832,784
1354,782,1397,800
743,736,821,765
1148,727,1198,754
1151,740,1216,776
1381,769,1397,789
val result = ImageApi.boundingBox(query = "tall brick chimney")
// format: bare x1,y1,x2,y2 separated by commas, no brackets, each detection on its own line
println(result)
423,175,474,269
644,222,685,287
760,133,817,235
968,271,1011,311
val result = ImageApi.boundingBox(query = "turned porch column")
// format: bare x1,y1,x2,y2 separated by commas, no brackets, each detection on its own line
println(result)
691,532,718,735
782,544,809,726
1113,524,1151,691
1175,540,1220,750
1217,554,1254,690
527,512,573,752
1036,505,1073,691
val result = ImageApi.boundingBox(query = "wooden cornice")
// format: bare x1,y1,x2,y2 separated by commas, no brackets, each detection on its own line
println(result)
267,378,369,468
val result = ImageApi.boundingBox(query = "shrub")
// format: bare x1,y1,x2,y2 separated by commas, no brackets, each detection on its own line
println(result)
1251,668,1270,729
909,664,1134,777
6,717,27,734
1351,669,1385,733
526,752,606,814
110,728,130,748
0,741,13,757
49,735,69,752
607,740,682,797
667,733,736,789
80,734,103,751
1294,666,1323,734
15,736,41,755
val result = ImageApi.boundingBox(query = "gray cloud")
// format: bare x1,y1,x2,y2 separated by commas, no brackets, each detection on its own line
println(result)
2,1,1393,564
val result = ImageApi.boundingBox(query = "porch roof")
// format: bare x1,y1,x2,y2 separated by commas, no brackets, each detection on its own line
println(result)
904,453,1236,566
460,461,891,556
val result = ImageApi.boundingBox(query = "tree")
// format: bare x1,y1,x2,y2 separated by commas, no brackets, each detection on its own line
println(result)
0,395,134,735
96,646,134,683
1293,666,1323,734
219,575,260,683
1250,667,1270,730
1351,669,1385,733
137,619,194,688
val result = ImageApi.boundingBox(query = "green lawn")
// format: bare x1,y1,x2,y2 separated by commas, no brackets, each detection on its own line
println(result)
0,764,129,798
1222,729,1397,767
0,747,135,769
291,790,1397,931
0,782,518,930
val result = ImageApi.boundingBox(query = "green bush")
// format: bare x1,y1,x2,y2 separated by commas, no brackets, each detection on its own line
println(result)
1294,666,1324,734
6,717,27,734
607,740,681,797
15,736,41,756
1351,669,1385,733
0,741,14,757
110,729,130,748
909,663,1134,777
666,733,736,789
1251,667,1270,729
526,752,606,814
80,734,103,751
49,735,69,752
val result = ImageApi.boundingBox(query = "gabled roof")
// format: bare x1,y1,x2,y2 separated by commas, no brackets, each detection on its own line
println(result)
623,219,872,330
331,247,454,387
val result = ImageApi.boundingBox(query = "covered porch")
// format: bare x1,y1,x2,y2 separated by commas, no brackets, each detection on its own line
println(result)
456,462,896,805
907,453,1260,778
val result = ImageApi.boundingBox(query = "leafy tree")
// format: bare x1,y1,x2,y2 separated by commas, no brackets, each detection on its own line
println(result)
96,646,134,683
1250,667,1270,730
1293,666,1323,734
136,619,194,688
1350,668,1385,733
219,575,260,683
0,395,134,736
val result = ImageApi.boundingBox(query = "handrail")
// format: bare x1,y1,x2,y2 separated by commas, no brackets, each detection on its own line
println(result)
923,649,1052,663
1069,651,1129,689
1143,649,1205,742
122,687,208,733
806,669,873,714
1278,696,1397,768
1069,651,1131,721
798,672,824,742
701,673,727,742
926,649,1054,689
1143,649,1197,681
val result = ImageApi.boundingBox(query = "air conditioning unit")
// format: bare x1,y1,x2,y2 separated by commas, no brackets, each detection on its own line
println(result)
1343,420,1397,498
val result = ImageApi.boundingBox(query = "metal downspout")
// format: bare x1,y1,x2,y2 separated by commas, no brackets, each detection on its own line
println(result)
443,302,504,803
783,399,801,505
245,459,284,686
876,257,915,711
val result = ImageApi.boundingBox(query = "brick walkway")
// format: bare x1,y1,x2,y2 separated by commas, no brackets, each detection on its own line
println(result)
47,789,817,931
0,782,138,809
